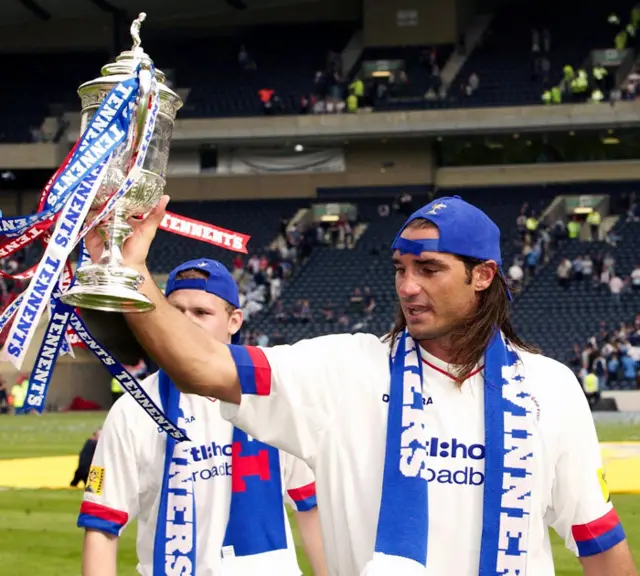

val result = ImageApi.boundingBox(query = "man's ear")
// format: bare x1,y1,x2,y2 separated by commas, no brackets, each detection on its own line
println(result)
473,261,498,292
229,308,244,337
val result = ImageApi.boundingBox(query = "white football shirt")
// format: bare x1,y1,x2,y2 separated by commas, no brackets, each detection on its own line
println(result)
221,333,624,576
78,373,316,576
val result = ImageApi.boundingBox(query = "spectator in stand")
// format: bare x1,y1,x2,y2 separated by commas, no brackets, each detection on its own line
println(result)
321,301,335,323
556,257,572,289
300,299,312,323
609,274,624,303
274,300,287,322
572,255,584,283
465,72,480,96
397,192,413,216
587,209,602,240
232,255,243,278
621,352,638,388
348,288,364,313
523,241,540,279
582,254,594,282
337,312,350,329
271,329,286,345
566,216,581,239
363,287,376,315
238,45,256,71
508,258,524,290
631,263,640,292
258,88,275,113
256,331,269,347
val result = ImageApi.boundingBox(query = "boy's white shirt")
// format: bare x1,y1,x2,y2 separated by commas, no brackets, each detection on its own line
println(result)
80,372,313,576
220,333,617,576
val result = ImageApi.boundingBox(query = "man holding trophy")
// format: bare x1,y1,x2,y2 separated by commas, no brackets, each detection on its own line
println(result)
0,13,326,576
88,191,636,576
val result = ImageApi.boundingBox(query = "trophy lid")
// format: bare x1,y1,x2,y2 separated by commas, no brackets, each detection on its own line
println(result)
78,12,182,116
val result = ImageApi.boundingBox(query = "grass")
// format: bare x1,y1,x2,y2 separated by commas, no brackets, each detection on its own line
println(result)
0,413,638,575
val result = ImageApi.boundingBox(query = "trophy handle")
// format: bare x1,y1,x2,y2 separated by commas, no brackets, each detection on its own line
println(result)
133,60,153,155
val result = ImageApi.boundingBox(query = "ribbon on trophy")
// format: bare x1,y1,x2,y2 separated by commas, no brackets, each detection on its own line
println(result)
0,62,250,443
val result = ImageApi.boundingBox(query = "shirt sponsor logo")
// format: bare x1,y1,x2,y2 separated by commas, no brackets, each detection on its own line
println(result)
85,465,105,495
422,437,485,486
189,441,233,482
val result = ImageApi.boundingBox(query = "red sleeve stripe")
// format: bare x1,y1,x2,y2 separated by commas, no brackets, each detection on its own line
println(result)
245,346,271,395
572,508,620,541
287,481,316,502
79,500,129,526
229,344,272,396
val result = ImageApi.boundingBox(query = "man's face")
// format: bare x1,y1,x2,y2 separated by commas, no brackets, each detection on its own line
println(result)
167,289,242,344
393,224,493,342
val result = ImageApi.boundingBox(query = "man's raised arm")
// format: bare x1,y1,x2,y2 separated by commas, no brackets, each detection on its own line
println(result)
84,196,240,404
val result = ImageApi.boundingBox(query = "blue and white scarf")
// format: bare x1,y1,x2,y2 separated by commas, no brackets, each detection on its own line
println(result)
364,329,534,575
154,370,288,575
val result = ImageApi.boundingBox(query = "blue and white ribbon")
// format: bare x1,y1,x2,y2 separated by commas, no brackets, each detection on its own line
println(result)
3,158,110,369
69,312,188,442
2,66,159,372
23,241,92,411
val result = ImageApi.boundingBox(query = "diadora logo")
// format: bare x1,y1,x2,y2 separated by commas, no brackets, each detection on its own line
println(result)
382,393,433,406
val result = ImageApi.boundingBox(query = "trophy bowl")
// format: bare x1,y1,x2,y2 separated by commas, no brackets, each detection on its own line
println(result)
61,14,182,313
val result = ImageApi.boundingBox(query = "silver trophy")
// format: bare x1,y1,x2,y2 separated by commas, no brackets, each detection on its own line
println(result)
61,13,182,313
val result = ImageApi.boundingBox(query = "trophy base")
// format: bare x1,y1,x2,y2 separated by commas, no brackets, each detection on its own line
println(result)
60,264,154,313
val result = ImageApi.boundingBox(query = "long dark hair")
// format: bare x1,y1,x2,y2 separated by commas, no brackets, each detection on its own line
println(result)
385,238,538,385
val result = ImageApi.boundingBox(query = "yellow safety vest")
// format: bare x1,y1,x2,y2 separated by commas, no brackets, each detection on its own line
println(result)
111,378,123,394
567,220,581,238
587,211,601,226
584,373,599,394
349,80,364,97
11,384,26,408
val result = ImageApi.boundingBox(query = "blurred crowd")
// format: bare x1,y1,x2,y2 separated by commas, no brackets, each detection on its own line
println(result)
569,316,640,392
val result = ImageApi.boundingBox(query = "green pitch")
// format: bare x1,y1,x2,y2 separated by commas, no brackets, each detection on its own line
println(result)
0,413,638,575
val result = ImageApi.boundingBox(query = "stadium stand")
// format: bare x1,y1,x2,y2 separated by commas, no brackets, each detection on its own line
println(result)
441,0,620,109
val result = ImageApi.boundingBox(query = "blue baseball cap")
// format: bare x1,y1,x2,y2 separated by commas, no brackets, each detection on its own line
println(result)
165,258,242,343
392,196,511,297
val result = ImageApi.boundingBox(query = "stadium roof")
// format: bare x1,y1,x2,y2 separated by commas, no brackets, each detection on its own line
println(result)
0,0,307,26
